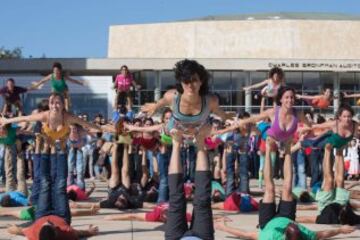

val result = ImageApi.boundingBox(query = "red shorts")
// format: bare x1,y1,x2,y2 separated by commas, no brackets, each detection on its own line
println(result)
223,192,240,211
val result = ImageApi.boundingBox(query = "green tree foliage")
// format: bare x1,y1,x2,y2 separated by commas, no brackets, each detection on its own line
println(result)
0,47,22,59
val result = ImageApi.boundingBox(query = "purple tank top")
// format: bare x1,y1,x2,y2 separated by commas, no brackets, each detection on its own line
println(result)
267,106,298,142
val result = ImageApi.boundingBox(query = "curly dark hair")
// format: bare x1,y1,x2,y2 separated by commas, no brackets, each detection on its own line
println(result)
174,59,209,96
275,86,296,106
52,62,63,71
269,67,284,79
0,194,11,207
336,104,354,119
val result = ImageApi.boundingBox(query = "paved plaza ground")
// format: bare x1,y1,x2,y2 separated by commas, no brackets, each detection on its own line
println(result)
1,179,360,239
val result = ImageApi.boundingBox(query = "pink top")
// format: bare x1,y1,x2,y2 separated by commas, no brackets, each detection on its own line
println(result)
267,106,298,142
205,137,222,150
67,185,88,201
115,74,133,92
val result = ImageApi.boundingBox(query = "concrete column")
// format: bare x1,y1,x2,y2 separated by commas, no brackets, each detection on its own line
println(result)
154,70,161,102
245,71,252,113
333,72,340,114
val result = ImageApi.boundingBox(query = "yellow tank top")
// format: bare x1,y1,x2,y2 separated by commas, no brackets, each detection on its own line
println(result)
42,123,70,143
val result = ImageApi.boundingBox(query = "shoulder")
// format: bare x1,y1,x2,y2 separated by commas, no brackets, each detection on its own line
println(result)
207,94,220,105
164,89,178,101
265,107,275,116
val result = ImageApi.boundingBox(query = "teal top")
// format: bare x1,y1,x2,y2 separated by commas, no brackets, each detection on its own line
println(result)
326,120,355,149
292,187,316,202
51,74,68,93
211,181,225,200
0,126,17,145
167,93,211,134
259,217,316,240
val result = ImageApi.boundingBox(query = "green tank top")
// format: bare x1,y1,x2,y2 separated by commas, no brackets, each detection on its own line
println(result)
326,121,354,149
0,126,17,145
51,74,67,93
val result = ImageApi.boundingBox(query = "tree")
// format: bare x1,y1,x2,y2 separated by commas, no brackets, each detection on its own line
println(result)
0,46,23,59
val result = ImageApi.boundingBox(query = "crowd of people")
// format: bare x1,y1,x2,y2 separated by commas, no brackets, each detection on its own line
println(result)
0,60,359,239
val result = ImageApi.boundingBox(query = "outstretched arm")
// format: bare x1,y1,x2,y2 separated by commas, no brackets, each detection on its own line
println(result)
31,74,51,89
296,204,317,210
211,202,225,210
7,225,24,236
74,225,99,238
296,94,321,100
124,123,163,133
104,212,146,221
216,109,273,135
66,113,101,132
65,75,85,86
141,89,175,116
0,112,45,126
296,215,317,223
343,92,360,98
316,225,356,239
215,222,258,240
209,95,235,121
243,79,268,91
86,182,96,198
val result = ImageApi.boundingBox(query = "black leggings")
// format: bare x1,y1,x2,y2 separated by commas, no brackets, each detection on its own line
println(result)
165,171,214,240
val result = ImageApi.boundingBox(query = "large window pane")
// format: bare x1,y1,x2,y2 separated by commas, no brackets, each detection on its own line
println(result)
212,71,232,90
339,72,356,91
286,72,303,91
303,72,320,93
320,72,335,91
355,73,360,91
340,72,356,106
135,71,157,105
231,71,248,106
250,72,267,106
160,71,176,90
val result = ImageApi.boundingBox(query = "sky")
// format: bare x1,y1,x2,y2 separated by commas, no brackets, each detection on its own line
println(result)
1,0,360,58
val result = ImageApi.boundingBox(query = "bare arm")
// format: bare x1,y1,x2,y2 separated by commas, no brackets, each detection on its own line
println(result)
343,92,360,98
296,204,317,210
86,182,96,197
296,94,321,100
215,223,258,240
31,74,51,89
211,202,224,210
209,95,235,121
1,112,46,125
125,123,163,133
316,225,355,240
243,79,268,91
296,215,317,223
217,109,273,135
104,212,146,221
71,207,99,216
141,89,175,116
7,225,24,236
260,97,266,113
66,113,101,132
65,75,85,86
74,225,99,238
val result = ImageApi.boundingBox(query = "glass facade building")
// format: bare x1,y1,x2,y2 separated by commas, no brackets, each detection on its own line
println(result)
133,70,360,115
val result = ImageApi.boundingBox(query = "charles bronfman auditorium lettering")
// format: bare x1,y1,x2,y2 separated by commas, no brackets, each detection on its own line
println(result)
269,62,360,71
